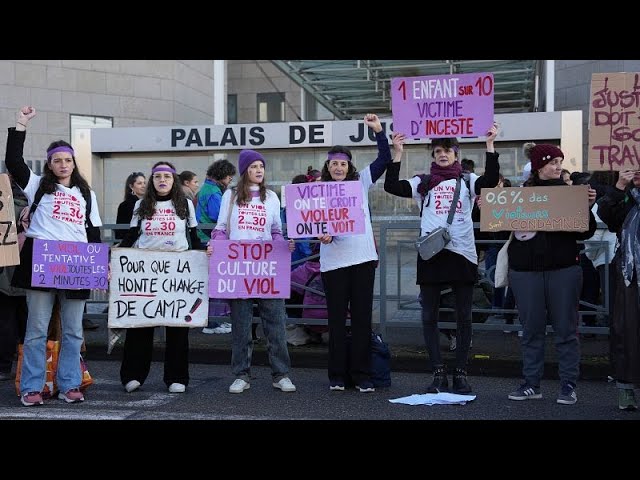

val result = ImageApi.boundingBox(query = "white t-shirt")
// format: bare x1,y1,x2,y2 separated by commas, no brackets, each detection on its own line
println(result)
319,166,378,273
215,188,282,241
24,171,102,242
408,175,478,265
130,199,197,251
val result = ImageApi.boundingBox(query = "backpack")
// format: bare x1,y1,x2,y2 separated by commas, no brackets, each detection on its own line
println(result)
345,331,392,388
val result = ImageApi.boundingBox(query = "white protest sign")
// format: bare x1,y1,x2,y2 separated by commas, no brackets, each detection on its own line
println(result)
108,248,209,328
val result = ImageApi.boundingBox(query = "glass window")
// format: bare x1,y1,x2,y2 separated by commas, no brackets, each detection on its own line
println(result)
257,92,285,123
228,94,237,124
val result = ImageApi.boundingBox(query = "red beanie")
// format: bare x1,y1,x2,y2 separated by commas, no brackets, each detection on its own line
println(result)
530,144,564,172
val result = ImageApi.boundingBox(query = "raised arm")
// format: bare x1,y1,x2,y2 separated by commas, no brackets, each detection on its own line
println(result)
598,170,635,234
364,114,392,183
5,106,36,188
384,132,413,198
473,122,500,194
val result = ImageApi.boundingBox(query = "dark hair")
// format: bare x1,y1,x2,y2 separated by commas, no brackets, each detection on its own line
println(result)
179,170,197,184
461,158,475,172
123,172,145,201
207,159,236,181
136,161,189,220
321,145,359,181
570,171,592,186
502,178,512,188
292,174,308,184
430,138,460,158
40,140,91,202
235,168,267,206
589,170,618,186
307,165,321,179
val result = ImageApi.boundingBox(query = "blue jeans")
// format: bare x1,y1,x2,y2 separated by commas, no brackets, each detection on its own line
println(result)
21,290,85,394
230,298,290,382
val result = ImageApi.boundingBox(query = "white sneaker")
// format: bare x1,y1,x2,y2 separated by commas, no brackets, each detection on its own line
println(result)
202,327,216,334
229,378,250,394
125,380,141,393
272,377,296,392
168,383,186,393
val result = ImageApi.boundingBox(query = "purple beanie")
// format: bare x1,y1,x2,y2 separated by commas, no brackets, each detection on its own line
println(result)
238,149,265,176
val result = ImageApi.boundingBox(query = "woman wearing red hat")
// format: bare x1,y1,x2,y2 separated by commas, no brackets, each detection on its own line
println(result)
507,143,597,405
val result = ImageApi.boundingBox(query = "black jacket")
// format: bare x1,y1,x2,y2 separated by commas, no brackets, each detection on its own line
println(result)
507,178,597,272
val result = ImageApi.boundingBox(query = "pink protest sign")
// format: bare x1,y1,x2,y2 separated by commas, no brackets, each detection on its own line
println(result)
284,181,365,238
209,240,291,299
31,239,109,289
391,72,494,138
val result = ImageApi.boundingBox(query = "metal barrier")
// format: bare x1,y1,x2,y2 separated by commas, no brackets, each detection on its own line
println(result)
88,221,613,338
378,220,612,337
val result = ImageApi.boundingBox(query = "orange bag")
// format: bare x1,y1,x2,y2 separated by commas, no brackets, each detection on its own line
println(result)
15,342,93,397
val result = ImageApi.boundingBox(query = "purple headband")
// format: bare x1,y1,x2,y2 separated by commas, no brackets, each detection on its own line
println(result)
327,152,351,162
152,165,176,174
46,146,75,162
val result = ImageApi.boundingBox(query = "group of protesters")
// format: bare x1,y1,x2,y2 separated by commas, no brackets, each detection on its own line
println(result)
3,105,639,413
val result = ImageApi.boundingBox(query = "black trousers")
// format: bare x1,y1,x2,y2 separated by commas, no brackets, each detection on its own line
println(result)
321,261,376,385
0,293,27,373
120,326,189,387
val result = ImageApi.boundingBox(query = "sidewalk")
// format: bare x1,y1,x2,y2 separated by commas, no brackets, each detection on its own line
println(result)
83,310,612,382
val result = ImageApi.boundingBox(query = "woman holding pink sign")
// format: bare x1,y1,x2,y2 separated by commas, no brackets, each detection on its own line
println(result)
117,161,200,395
316,113,392,393
384,125,500,395
208,149,297,394
5,106,103,406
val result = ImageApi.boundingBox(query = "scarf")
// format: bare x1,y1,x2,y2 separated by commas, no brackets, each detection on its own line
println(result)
621,187,640,288
418,161,462,197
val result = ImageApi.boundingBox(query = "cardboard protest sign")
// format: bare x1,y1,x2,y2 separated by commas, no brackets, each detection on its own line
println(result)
391,72,494,139
31,239,108,289
588,72,640,171
480,186,589,232
208,240,291,299
109,248,209,328
284,181,364,238
0,174,19,267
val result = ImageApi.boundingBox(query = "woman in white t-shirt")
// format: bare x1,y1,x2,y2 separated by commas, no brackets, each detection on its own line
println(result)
5,106,103,407
208,149,296,394
118,161,199,394
316,114,392,393
384,125,500,395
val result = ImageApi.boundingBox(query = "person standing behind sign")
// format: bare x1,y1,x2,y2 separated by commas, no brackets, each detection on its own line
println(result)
5,106,103,406
384,124,500,394
506,143,596,405
315,114,392,393
207,149,296,394
115,172,146,241
117,161,199,394
597,169,640,411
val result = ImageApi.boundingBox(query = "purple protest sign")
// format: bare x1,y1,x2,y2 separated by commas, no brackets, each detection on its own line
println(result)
284,180,365,238
391,72,494,139
31,239,109,290
208,240,291,299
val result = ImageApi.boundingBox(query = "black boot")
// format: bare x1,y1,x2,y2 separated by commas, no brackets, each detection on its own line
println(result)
426,365,448,393
452,368,472,394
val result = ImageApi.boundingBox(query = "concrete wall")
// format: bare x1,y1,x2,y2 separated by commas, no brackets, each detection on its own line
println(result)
0,60,216,169
227,60,302,123
555,60,640,168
